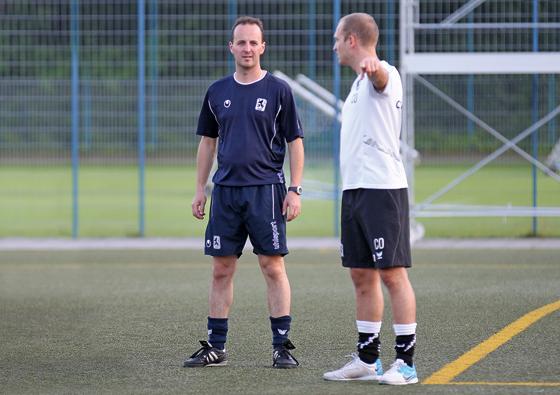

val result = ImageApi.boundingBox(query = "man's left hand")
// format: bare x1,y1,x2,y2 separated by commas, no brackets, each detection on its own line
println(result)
282,192,301,222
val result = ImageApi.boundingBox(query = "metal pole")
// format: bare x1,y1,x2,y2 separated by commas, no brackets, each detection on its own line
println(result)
549,76,557,145
400,0,416,212
308,0,316,78
307,0,317,147
531,0,539,235
386,0,395,65
138,0,146,237
228,0,237,74
467,12,474,141
332,0,341,237
149,0,158,148
71,0,80,239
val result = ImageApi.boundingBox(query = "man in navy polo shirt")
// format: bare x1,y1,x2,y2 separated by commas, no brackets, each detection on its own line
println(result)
183,16,304,369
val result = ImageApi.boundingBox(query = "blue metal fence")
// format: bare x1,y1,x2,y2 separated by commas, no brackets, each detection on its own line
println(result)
1,0,400,237
0,0,558,237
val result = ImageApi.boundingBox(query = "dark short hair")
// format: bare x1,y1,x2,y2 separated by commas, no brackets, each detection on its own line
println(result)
339,13,378,47
231,16,265,42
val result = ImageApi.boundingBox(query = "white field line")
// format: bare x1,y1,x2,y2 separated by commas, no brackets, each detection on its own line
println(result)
0,238,559,251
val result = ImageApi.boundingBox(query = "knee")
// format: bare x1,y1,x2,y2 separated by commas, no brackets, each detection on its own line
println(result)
259,256,286,281
350,268,378,292
380,268,407,290
350,269,366,289
212,261,235,282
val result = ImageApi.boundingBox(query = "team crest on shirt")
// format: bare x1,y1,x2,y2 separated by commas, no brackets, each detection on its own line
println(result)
255,98,267,111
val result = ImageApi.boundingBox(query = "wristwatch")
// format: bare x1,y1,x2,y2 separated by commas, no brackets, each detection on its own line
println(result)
288,186,303,195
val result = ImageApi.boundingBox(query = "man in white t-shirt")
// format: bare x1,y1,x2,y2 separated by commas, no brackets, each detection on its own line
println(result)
323,13,418,385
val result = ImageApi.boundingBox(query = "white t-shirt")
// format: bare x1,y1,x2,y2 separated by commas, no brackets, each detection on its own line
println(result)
340,61,408,190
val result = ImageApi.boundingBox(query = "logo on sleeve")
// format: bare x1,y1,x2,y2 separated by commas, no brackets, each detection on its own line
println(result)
255,98,267,111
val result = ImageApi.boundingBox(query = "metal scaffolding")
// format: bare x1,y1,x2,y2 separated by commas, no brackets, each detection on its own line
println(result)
399,0,560,227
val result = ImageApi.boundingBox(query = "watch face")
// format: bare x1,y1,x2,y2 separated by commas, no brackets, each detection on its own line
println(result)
289,186,302,195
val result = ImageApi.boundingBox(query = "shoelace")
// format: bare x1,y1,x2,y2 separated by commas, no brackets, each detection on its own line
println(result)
274,340,300,366
339,352,360,368
274,348,300,366
387,359,410,374
189,340,213,359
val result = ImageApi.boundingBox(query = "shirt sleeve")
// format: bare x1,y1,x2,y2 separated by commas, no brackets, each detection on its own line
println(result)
196,90,219,138
279,85,304,143
374,61,396,97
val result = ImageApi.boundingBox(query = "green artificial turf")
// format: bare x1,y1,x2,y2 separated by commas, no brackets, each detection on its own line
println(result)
1,248,559,394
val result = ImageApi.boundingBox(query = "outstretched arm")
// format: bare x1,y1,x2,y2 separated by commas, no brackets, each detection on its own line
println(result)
283,137,304,222
191,136,217,219
360,56,389,92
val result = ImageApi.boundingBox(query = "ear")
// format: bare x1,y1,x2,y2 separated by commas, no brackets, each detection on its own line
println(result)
228,41,233,53
260,41,266,55
348,34,358,48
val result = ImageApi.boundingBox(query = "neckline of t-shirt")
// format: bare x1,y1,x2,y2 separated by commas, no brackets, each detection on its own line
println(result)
233,70,268,85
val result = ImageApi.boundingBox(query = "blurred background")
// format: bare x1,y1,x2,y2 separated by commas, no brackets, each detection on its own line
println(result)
1,0,559,238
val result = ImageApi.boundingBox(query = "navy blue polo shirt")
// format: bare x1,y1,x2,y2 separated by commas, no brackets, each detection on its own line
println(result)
196,72,304,186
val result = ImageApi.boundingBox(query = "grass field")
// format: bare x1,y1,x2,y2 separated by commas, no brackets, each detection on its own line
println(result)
0,163,559,238
1,248,559,394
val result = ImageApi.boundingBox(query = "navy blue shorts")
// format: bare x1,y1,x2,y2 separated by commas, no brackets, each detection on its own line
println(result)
204,184,288,257
340,188,411,269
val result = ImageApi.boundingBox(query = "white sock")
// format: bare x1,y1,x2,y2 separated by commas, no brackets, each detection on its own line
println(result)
393,323,417,336
356,320,382,334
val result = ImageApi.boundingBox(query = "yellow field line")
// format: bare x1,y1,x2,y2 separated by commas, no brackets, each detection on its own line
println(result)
448,382,560,387
423,299,560,385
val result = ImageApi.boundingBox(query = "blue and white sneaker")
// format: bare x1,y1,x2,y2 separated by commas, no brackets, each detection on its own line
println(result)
323,353,383,381
379,359,418,385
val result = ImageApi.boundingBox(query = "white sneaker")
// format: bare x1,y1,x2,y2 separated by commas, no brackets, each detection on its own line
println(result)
379,359,418,385
323,353,383,381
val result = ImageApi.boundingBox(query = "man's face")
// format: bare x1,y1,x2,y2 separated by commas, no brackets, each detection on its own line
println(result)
333,23,350,65
229,23,266,70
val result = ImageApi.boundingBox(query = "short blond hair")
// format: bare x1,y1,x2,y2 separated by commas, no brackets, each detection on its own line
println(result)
339,13,379,47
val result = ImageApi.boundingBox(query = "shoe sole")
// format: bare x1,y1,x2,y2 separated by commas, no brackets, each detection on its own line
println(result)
323,375,380,381
379,377,418,385
272,364,298,369
183,361,228,368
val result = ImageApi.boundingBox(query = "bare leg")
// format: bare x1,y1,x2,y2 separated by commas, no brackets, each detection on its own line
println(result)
209,255,237,318
258,255,291,317
350,268,384,321
379,267,416,324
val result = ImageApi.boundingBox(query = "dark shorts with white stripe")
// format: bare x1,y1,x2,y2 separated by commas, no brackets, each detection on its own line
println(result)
340,188,411,269
204,184,288,257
